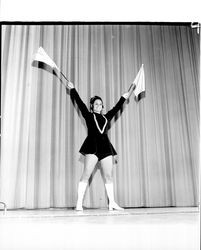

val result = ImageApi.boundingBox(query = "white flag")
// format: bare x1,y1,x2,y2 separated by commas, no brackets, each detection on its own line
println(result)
133,64,145,101
32,47,60,71
32,47,70,84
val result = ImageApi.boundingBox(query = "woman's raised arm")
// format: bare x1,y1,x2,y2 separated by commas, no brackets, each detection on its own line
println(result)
69,82,89,118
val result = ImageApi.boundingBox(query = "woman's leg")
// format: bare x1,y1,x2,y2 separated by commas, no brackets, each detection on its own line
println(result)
100,155,113,183
100,155,124,210
76,154,98,211
80,154,98,181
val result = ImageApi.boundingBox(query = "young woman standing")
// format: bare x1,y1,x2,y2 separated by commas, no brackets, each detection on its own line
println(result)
67,81,130,211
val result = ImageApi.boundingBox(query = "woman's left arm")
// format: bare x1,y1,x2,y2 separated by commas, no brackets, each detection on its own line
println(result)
105,91,130,120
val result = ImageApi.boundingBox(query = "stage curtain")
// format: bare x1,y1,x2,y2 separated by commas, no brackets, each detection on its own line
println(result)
0,24,200,209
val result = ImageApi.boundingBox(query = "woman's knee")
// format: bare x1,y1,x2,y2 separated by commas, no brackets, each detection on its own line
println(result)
80,171,91,181
104,173,113,183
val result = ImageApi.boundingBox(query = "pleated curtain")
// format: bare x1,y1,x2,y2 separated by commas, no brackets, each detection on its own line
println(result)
0,24,200,209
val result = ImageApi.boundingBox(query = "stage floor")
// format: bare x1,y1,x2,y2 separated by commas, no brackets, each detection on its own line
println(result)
0,207,200,250
0,206,199,218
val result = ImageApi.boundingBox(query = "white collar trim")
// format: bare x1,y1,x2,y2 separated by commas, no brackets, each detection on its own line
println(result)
93,113,108,134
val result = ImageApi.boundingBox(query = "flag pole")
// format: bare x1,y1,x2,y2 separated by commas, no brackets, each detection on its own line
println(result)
55,69,71,88
60,71,70,82
127,83,136,98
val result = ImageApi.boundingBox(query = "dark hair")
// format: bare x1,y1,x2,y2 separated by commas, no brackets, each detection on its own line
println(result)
90,96,104,111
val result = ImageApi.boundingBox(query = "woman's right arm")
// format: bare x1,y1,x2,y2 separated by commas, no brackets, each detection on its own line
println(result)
68,82,89,118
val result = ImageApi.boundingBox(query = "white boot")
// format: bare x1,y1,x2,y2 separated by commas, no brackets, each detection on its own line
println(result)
105,183,124,211
75,181,88,211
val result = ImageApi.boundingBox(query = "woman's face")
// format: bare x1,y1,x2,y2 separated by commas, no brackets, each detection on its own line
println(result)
93,99,103,113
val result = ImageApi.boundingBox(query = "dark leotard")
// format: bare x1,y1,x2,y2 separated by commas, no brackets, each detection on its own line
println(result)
70,88,126,161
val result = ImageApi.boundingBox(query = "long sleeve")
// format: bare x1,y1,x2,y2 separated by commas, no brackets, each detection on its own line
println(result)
105,96,126,120
70,88,89,118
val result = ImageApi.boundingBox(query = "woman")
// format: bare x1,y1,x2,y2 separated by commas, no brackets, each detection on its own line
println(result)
67,81,130,211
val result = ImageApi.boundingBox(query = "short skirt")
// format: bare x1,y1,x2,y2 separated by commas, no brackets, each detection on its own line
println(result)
79,134,117,156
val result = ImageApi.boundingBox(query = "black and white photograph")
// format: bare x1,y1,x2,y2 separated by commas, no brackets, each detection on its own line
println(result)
0,3,200,249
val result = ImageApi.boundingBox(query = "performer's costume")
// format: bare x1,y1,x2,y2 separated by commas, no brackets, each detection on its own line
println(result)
70,88,126,161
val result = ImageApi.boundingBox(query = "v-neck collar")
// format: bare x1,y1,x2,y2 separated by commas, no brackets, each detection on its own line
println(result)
93,113,108,134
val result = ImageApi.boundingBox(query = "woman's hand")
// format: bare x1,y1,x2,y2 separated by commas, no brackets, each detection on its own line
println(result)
122,92,130,99
122,83,135,99
67,81,75,89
